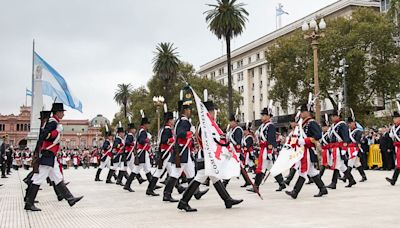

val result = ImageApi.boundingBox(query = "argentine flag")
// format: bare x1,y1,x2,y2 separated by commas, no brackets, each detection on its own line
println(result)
33,52,83,112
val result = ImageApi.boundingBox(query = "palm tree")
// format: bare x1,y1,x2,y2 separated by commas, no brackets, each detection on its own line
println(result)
114,83,132,119
152,42,180,101
205,0,249,116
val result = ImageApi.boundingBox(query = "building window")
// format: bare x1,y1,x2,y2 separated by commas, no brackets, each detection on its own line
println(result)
249,69,254,77
252,96,255,103
248,57,251,64
276,107,280,116
259,67,263,75
240,98,244,105
257,53,260,60
260,81,263,88
253,111,255,120
241,113,244,121
16,124,20,131
260,94,263,101
252,83,255,91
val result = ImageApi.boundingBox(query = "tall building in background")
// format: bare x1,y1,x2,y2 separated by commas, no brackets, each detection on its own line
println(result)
198,0,380,130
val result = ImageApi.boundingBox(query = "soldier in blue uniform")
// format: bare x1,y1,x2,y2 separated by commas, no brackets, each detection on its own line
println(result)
326,108,357,189
123,122,139,192
106,124,125,184
146,106,175,196
347,115,367,182
177,92,242,212
95,126,113,182
386,103,400,186
241,122,255,187
285,102,328,199
224,112,243,186
25,103,83,211
163,90,196,203
248,105,286,193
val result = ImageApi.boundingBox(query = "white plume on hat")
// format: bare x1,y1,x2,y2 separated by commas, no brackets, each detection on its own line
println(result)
128,116,132,124
350,108,355,121
118,121,122,128
140,109,145,118
163,103,168,113
105,124,109,132
180,90,183,101
203,89,208,102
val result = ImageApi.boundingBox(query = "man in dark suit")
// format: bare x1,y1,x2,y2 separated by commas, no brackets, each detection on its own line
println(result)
379,128,394,170
360,131,370,170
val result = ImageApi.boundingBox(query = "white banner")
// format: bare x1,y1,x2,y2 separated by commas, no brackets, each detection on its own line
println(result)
192,88,240,180
269,126,304,177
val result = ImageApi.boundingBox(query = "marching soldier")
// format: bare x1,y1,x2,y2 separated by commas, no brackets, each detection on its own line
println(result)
240,121,255,187
25,103,83,211
285,99,328,199
319,114,331,178
110,123,126,185
163,89,196,203
123,120,138,192
95,125,113,182
146,105,174,196
248,102,286,193
347,110,367,182
284,113,300,186
225,110,243,186
178,90,242,212
326,106,357,189
386,101,400,185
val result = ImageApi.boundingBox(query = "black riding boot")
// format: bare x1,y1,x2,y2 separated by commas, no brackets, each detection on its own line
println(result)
247,173,263,193
327,169,339,189
275,174,286,191
135,173,146,184
116,171,125,185
95,168,103,181
106,169,115,184
306,175,314,185
214,180,243,208
175,180,187,194
344,167,356,188
123,173,135,192
319,166,326,177
177,180,200,212
386,168,400,186
284,168,296,185
146,176,159,196
52,181,64,201
202,177,210,186
163,177,179,202
24,184,41,211
23,171,34,185
285,176,305,199
56,181,84,207
312,175,328,197
357,166,367,182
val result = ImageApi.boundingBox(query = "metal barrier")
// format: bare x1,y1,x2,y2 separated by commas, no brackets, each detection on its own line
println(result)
368,144,382,169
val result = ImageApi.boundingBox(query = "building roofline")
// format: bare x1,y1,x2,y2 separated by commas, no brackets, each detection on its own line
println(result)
198,0,380,73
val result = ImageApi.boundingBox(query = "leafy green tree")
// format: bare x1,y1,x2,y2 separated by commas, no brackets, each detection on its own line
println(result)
152,42,180,102
113,83,132,120
266,8,400,124
205,0,249,116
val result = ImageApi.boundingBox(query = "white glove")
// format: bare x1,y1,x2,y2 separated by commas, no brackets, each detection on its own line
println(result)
298,137,305,146
147,132,152,141
56,124,63,133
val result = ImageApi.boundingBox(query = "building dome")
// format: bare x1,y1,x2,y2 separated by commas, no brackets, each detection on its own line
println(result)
90,114,110,127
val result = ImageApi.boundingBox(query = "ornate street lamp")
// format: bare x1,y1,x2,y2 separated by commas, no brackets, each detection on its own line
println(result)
153,96,165,137
302,18,326,123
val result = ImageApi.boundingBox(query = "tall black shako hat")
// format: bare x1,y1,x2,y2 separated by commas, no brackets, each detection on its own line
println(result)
300,92,315,113
117,121,124,133
229,107,240,122
163,103,174,121
178,86,193,112
51,102,66,113
203,89,216,112
127,116,135,129
39,110,52,120
104,124,112,136
261,100,274,117
393,100,400,118
140,109,150,125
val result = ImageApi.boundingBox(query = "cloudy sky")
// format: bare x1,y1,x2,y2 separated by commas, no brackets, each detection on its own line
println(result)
0,0,337,121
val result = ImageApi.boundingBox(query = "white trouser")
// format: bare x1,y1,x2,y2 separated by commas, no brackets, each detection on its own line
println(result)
153,153,171,178
73,157,78,165
260,150,274,171
297,150,319,178
169,156,195,179
112,154,126,171
194,169,219,184
32,157,63,185
348,156,361,168
132,152,151,174
99,156,111,169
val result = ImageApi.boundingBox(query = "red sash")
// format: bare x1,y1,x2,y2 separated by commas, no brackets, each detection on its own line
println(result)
394,142,400,169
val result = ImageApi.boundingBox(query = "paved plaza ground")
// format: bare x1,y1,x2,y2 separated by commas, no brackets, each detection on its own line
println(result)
0,168,398,228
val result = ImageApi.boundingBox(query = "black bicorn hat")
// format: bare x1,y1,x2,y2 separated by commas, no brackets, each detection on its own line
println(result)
51,103,66,112
128,123,135,129
163,112,174,121
260,107,273,117
39,111,52,120
117,127,124,133
141,117,150,125
346,117,355,123
178,86,193,112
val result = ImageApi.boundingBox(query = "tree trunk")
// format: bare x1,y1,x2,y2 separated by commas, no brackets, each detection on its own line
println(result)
123,102,127,119
226,36,233,116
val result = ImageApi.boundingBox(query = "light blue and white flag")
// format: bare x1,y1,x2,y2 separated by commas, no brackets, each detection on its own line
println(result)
33,52,83,112
26,88,32,97
276,3,289,16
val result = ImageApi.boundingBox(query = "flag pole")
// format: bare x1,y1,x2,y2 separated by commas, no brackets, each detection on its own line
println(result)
31,39,35,107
